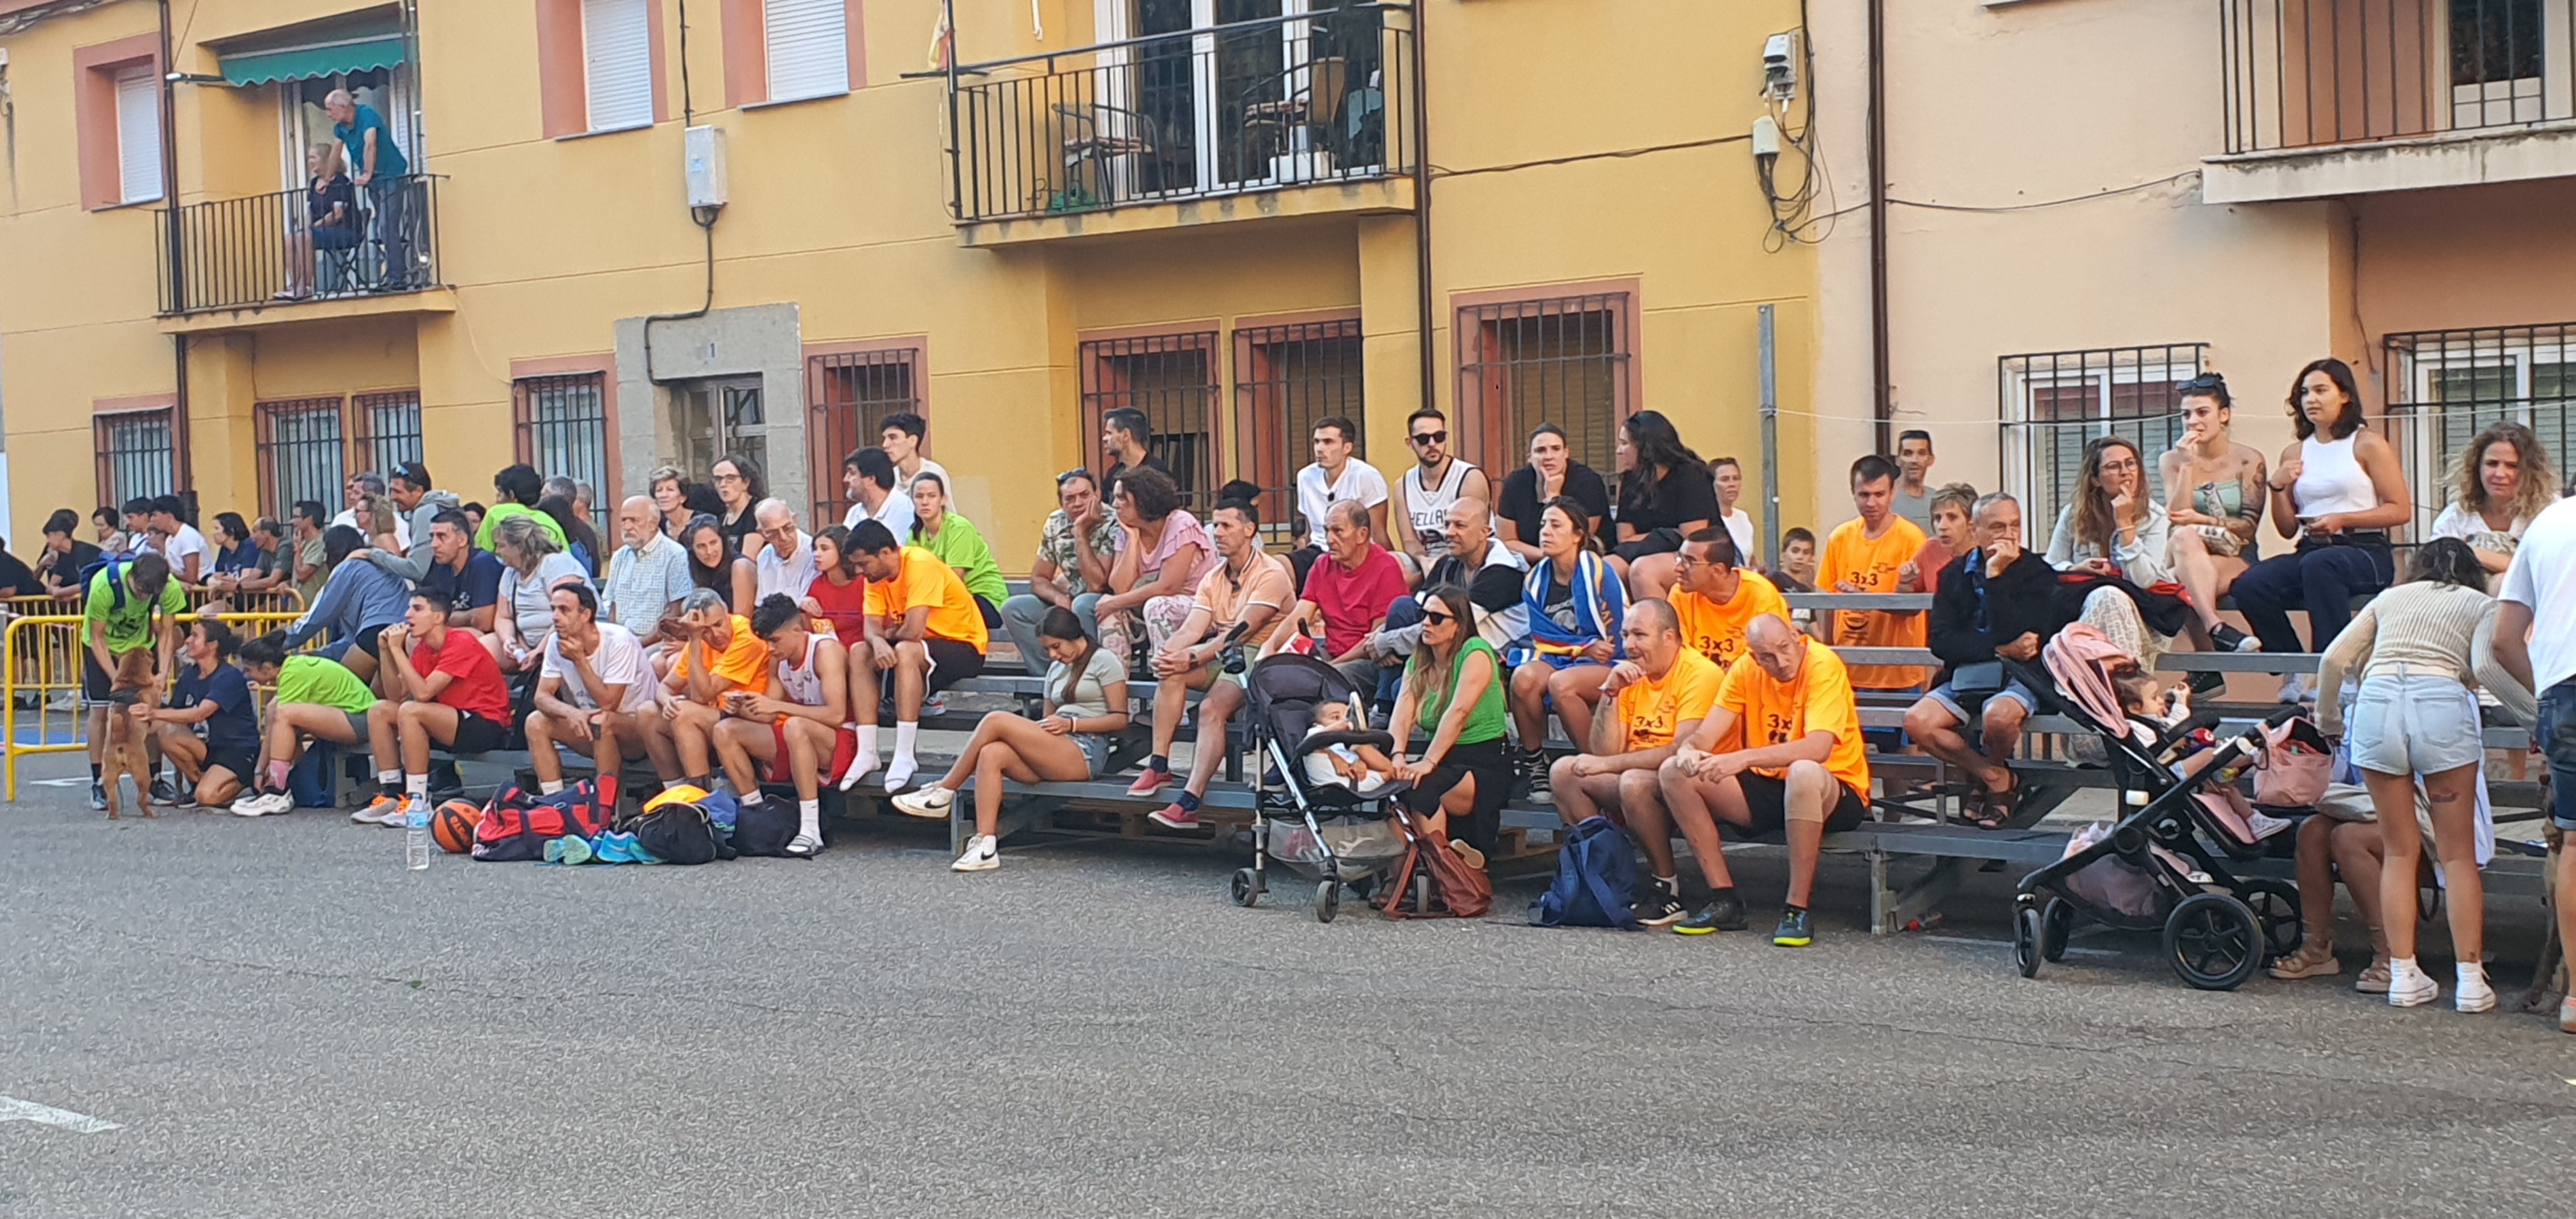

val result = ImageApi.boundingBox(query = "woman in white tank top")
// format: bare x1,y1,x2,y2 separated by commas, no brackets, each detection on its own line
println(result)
2231,358,2412,686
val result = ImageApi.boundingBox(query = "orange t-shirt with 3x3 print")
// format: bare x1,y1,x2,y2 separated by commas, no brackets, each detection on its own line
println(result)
1820,515,1929,690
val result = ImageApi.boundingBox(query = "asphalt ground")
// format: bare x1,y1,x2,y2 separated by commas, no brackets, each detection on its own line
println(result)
5,747,2575,1218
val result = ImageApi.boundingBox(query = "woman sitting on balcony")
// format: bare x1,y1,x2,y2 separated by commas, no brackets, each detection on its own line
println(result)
277,144,358,302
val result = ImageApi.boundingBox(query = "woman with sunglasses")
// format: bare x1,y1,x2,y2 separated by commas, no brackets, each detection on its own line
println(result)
1388,583,1512,868
2158,372,2266,657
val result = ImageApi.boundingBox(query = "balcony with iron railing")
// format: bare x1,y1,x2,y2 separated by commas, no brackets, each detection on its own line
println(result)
944,3,1418,244
2207,0,2576,201
157,174,448,326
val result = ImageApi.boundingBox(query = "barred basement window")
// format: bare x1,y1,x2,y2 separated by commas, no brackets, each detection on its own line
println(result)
1998,343,2207,542
1233,319,1364,544
514,373,610,500
95,409,176,510
1080,331,1219,507
351,390,424,482
2386,323,2576,519
807,347,923,525
1456,293,1633,482
256,397,349,521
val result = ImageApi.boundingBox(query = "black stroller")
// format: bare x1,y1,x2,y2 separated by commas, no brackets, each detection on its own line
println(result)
2007,627,2315,990
1225,652,1409,923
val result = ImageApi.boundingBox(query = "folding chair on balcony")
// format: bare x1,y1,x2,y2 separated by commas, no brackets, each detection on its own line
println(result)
1054,102,1159,211
1243,56,1347,182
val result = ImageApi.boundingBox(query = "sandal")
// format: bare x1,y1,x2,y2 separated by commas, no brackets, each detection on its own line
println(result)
2267,937,2340,980
1966,774,2018,830
784,833,825,858
2355,954,2391,994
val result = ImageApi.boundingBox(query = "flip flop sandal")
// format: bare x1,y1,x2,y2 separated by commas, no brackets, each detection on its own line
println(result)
785,834,825,858
1971,777,2018,830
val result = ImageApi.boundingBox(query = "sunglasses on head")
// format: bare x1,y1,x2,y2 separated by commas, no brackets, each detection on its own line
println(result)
1411,431,1448,445
2177,373,2228,395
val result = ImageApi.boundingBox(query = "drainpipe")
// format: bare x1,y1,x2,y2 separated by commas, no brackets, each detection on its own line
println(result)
1408,1,1433,419
158,0,190,489
1866,0,1890,456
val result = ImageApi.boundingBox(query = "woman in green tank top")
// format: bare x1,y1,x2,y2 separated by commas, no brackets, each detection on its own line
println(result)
1388,584,1511,864
2158,373,2268,667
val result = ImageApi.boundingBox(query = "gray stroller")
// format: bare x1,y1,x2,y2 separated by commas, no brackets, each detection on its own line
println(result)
1226,652,1410,923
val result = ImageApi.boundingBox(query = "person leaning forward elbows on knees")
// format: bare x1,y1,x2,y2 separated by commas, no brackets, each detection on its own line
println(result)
894,606,1132,871
1659,613,1873,946
1904,492,2066,829
1549,599,1727,926
227,633,383,816
1386,583,1514,869
845,518,990,792
1126,493,1294,828
640,588,774,795
709,594,859,858
525,582,664,798
362,591,516,824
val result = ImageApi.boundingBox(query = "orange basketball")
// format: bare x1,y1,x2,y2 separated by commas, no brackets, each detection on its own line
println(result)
432,799,484,854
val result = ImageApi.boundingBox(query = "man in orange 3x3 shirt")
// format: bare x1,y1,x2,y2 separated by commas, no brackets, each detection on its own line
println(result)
1821,454,1929,693
1547,599,1728,928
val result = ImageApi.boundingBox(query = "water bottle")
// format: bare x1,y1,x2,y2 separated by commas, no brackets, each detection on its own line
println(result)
404,797,431,871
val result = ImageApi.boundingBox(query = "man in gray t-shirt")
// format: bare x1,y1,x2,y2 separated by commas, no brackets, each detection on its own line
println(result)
1892,429,1937,533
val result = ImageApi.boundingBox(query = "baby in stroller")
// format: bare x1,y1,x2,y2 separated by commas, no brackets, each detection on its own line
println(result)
1304,700,1397,795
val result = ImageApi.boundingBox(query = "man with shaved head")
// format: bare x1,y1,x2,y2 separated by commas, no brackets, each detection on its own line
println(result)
1658,612,1873,947
323,88,413,289
1269,496,1414,696
598,494,695,648
1549,599,1726,926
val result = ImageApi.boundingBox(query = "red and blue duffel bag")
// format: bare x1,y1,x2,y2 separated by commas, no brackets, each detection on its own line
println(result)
471,775,620,862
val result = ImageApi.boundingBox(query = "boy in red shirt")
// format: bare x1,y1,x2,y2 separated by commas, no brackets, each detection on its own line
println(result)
357,590,514,824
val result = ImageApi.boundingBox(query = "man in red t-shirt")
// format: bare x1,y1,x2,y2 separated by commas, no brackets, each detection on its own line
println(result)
1270,500,1414,696
358,590,514,824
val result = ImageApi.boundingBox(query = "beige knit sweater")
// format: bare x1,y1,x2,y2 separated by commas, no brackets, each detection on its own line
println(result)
2317,581,2535,735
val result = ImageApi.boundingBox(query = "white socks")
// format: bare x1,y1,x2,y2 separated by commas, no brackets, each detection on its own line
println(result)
839,723,878,791
885,721,920,789
404,774,429,799
798,798,820,841
539,779,565,795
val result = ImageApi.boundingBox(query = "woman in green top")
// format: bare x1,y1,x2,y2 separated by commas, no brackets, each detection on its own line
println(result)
909,471,1009,622
227,632,383,816
1387,583,1510,867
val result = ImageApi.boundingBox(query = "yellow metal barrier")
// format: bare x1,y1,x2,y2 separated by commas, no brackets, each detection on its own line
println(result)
4,585,305,618
4,611,311,800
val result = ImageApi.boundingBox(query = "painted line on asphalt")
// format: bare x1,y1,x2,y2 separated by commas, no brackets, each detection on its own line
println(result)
1915,933,2117,958
29,777,92,788
0,1096,121,1133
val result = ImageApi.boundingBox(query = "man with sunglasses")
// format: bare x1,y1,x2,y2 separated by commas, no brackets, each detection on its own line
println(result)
1391,407,1492,570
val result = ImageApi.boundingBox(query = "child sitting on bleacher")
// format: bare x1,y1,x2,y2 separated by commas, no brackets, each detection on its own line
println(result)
1303,700,1396,796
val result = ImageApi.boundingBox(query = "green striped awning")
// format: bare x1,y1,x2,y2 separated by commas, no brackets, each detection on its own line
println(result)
220,33,407,87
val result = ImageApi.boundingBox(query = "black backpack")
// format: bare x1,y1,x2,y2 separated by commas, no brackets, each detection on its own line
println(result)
730,798,802,857
627,799,730,865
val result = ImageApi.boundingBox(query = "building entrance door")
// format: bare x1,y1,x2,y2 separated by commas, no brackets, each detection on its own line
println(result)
673,376,768,487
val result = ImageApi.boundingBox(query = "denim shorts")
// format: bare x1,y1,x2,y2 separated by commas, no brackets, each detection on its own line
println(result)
1922,678,2037,725
2347,670,2483,779
2536,679,2576,831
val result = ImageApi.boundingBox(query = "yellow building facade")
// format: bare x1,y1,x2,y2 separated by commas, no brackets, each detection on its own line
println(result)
0,0,1823,568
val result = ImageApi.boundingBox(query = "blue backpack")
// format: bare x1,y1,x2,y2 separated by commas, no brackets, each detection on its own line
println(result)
1529,815,1641,929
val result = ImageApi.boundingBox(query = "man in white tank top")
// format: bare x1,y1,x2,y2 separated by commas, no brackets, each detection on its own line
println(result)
1391,407,1494,569
709,593,857,857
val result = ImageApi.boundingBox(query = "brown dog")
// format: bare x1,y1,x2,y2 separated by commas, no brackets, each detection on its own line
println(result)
100,649,159,820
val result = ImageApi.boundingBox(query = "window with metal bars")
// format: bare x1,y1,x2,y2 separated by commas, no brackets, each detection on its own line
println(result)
806,347,923,525
514,373,611,501
2386,322,2576,520
257,397,349,521
94,409,176,510
1080,331,1219,507
1233,319,1364,543
1455,294,1632,482
1998,344,2207,543
351,390,424,482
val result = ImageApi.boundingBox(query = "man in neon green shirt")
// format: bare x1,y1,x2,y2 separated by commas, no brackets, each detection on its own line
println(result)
82,551,187,811
476,464,569,552
228,633,385,816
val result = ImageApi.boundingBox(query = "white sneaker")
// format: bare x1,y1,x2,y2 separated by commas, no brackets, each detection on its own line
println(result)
2277,674,2310,704
922,693,949,719
351,793,403,824
232,791,292,818
951,834,999,871
378,795,426,829
2243,811,2296,841
891,786,954,819
2455,965,2497,1013
2386,960,2440,1008
2558,995,2576,1034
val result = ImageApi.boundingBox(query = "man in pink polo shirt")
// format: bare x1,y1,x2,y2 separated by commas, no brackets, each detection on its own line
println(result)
1271,499,1413,696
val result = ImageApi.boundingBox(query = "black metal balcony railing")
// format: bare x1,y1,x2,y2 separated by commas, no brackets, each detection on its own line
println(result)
2221,0,2576,154
158,174,441,314
947,4,1417,224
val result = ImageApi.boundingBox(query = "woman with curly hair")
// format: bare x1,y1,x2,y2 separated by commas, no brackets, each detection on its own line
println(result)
2431,420,2556,585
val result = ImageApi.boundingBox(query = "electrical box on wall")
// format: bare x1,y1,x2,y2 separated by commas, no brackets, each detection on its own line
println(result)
685,125,728,210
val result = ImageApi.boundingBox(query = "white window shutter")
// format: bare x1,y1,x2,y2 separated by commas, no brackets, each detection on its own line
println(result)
765,0,849,102
583,0,655,132
114,67,162,203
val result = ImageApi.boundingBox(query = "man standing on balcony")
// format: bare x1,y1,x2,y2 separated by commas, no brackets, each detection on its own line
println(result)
1390,407,1491,569
325,89,411,291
